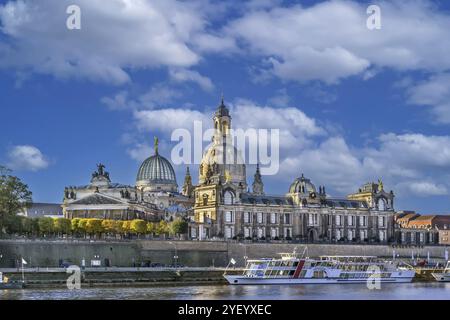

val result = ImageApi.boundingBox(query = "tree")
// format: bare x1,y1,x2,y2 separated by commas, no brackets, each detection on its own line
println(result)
54,218,71,236
101,219,116,235
78,219,89,237
71,218,82,235
0,166,32,233
113,220,124,235
131,219,146,237
38,217,54,236
86,219,104,238
170,218,188,237
122,220,132,236
157,220,170,236
21,217,38,236
146,222,156,235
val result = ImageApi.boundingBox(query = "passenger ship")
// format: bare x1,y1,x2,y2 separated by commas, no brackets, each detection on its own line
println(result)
224,250,415,285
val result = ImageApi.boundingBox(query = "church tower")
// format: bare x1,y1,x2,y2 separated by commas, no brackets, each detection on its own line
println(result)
182,166,194,198
252,164,264,195
194,96,248,239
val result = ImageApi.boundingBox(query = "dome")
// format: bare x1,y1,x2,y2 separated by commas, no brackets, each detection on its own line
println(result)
289,174,316,194
199,139,246,186
136,153,178,192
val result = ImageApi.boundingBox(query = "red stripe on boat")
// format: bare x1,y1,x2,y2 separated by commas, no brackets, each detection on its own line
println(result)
293,260,305,279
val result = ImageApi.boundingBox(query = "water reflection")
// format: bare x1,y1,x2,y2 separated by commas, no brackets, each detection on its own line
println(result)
1,283,449,300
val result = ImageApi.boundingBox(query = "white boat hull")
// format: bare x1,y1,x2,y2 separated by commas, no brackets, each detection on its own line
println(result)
224,273,415,285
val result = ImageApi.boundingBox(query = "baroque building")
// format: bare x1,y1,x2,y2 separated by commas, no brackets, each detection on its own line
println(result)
192,99,396,243
62,139,193,221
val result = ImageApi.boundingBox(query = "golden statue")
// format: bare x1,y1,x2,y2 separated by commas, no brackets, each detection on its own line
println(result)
225,170,232,183
378,178,384,192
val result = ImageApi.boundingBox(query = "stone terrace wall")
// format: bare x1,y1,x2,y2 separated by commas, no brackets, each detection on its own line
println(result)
0,240,447,268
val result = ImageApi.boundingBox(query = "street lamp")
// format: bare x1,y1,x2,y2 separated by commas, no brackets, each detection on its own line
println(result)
239,243,248,266
168,241,178,267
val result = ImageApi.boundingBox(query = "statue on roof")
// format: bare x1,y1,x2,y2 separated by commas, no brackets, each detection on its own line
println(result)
378,178,384,192
154,136,159,155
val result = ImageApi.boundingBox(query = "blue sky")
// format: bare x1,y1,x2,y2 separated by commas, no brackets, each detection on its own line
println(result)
1,0,450,213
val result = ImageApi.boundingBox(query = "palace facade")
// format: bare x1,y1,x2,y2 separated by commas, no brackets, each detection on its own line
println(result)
62,141,194,221
192,99,396,243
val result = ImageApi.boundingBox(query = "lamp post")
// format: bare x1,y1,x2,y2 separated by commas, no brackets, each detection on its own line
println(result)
168,241,178,267
239,243,248,266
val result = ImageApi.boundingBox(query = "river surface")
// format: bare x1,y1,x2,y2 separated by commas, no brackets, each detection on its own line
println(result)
1,282,449,300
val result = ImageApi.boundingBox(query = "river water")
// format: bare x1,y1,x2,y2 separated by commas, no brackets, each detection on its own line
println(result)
1,282,449,300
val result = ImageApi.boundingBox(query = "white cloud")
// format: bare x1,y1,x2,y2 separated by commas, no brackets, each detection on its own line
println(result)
275,132,450,197
225,0,450,84
0,0,212,84
133,108,209,133
101,84,182,110
7,145,49,171
169,68,215,91
396,181,448,197
406,73,450,123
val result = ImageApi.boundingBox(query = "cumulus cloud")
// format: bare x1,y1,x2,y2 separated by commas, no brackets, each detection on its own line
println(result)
169,68,215,91
7,145,49,171
225,0,450,84
0,0,213,84
274,132,450,197
101,84,182,110
406,73,450,124
396,181,448,197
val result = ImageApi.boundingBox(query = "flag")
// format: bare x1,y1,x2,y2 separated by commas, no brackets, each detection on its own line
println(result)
230,258,236,265
22,258,27,265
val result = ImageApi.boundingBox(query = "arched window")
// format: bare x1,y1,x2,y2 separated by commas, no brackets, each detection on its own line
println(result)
224,191,234,205
377,198,387,211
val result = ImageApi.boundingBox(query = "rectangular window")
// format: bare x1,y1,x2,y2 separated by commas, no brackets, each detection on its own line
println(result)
348,229,353,241
336,215,342,226
244,212,251,224
379,230,386,241
419,233,424,243
225,226,233,239
257,227,264,238
359,216,367,227
360,230,367,240
244,227,251,238
257,212,264,224
336,229,341,240
378,216,385,227
309,214,318,226
270,213,277,224
284,214,291,224
225,211,233,223
271,228,278,238
348,215,355,226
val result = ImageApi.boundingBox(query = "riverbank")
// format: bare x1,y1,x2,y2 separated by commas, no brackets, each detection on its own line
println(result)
0,267,242,288
1,239,448,268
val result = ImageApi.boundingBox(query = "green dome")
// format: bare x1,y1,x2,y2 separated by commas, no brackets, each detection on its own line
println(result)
136,153,177,190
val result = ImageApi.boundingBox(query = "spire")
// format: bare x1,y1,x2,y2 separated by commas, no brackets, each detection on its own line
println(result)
215,94,229,117
252,164,264,195
154,136,159,155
